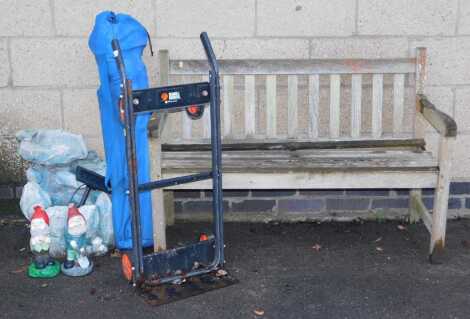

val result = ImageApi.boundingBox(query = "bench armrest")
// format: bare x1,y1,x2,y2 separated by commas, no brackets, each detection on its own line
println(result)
417,94,457,137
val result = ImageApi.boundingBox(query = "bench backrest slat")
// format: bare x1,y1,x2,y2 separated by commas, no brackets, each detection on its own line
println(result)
393,73,405,136
223,75,234,137
181,76,192,140
244,75,256,136
288,75,298,138
266,75,277,137
329,74,341,138
170,59,416,75
351,74,362,138
308,74,320,139
159,51,425,144
413,48,428,140
201,74,211,138
372,74,384,138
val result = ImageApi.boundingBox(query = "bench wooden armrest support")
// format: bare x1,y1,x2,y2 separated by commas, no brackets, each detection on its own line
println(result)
415,94,457,259
417,94,457,137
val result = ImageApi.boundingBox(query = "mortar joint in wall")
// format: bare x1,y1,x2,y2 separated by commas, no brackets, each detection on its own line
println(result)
452,86,457,118
254,0,258,37
6,37,13,87
59,89,65,129
455,0,461,35
49,0,57,36
353,0,359,36
151,0,158,36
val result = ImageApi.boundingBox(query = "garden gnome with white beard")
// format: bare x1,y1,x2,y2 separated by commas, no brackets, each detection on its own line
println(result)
28,205,60,278
61,204,93,276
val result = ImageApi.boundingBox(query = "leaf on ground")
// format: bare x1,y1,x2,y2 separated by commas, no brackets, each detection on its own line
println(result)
461,240,470,249
216,269,228,277
110,250,121,258
397,225,407,231
311,244,322,251
254,309,265,316
376,246,384,252
1,218,26,226
10,266,27,274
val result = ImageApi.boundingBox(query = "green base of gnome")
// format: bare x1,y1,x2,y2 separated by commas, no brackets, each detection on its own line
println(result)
28,260,61,279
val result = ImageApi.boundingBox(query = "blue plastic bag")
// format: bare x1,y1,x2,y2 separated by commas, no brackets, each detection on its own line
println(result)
88,11,153,249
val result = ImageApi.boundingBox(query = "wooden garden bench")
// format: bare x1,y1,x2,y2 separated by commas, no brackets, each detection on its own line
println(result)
147,48,457,259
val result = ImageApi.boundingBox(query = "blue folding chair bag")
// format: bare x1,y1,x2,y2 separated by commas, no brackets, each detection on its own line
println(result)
89,11,153,249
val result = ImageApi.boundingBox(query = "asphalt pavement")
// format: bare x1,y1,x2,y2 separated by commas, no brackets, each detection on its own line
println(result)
1,216,470,319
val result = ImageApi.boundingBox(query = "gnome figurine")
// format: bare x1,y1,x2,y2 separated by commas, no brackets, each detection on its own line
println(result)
27,205,60,278
61,204,93,276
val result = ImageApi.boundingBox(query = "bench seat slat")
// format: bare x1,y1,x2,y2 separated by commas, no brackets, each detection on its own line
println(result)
161,171,438,190
162,149,432,159
161,149,437,172
161,138,425,152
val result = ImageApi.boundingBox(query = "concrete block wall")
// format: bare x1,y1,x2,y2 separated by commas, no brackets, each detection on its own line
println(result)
0,1,469,219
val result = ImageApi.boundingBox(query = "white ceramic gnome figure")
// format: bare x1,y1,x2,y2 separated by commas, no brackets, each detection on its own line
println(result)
61,204,93,276
28,205,60,278
30,205,52,267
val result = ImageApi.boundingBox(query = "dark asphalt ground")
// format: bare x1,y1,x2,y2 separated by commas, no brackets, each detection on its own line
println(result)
1,216,470,319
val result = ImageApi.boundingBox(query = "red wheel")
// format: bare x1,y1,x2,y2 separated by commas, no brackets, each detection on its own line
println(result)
186,105,204,120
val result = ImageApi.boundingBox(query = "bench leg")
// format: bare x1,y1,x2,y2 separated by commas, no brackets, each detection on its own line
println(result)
409,189,422,223
429,136,454,259
430,181,450,259
151,139,167,252
164,191,175,226
152,189,167,252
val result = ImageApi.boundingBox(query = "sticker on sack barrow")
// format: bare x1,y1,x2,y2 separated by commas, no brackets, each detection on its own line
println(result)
166,91,181,103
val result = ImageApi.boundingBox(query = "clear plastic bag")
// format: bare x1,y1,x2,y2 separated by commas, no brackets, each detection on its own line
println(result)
46,206,68,258
16,129,88,166
95,192,114,246
28,165,82,206
79,205,100,240
19,182,52,219
18,129,114,256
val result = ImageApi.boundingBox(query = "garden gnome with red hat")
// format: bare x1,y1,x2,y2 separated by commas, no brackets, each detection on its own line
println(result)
61,204,93,276
27,205,60,278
